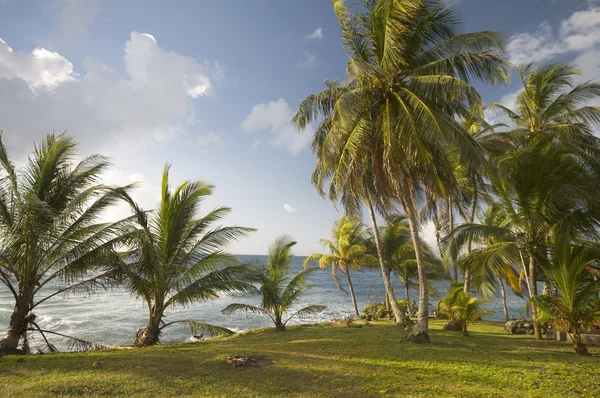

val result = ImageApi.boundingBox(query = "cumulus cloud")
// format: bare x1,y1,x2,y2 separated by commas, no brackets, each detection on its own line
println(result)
283,203,296,213
0,38,75,88
507,4,600,64
0,32,224,156
496,2,600,127
305,27,323,41
241,98,313,155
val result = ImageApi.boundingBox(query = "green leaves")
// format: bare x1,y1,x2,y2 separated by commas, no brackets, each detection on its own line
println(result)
116,164,256,343
222,234,326,331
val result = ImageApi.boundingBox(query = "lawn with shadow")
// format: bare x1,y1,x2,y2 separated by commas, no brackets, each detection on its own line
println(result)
0,320,598,397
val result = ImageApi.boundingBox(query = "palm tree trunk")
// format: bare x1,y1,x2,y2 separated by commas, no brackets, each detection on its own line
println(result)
402,190,430,343
497,273,509,322
463,178,477,294
274,312,286,332
0,294,32,353
365,198,409,326
571,327,588,355
447,198,457,282
134,304,163,347
404,284,414,317
528,254,542,340
345,269,359,317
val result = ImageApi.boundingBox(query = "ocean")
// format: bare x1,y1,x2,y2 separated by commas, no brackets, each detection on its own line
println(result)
0,255,528,350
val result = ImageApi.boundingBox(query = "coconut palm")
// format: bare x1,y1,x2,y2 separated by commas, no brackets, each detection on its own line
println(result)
451,292,493,336
304,216,374,317
0,133,134,354
117,165,257,347
447,139,600,338
223,235,326,331
293,0,509,342
530,235,600,355
447,204,523,321
489,63,600,153
370,214,446,317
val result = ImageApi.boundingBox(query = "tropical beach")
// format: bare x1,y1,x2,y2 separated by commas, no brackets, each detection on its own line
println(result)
1,0,600,397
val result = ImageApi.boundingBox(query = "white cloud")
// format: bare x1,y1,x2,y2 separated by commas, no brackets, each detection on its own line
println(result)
300,52,317,68
196,132,222,147
494,2,600,129
0,38,75,88
0,32,224,155
100,170,157,223
507,5,600,64
283,203,296,213
241,98,313,155
305,27,323,41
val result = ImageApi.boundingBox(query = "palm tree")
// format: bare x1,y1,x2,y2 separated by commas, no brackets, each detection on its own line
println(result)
223,235,326,331
293,0,509,342
371,214,446,317
447,139,600,339
487,63,600,338
304,216,374,317
0,133,133,354
117,165,257,347
447,204,523,322
530,235,600,355
490,63,600,152
451,291,493,336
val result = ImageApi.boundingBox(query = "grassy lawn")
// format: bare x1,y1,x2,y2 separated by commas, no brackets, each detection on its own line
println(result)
0,320,598,397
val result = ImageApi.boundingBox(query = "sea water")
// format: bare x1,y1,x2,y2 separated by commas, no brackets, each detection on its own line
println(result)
0,255,529,349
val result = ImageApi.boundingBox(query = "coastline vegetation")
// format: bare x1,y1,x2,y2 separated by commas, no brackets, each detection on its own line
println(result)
0,4,599,398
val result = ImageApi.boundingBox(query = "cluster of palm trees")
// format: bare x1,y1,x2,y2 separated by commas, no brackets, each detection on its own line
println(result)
305,215,443,321
293,0,600,349
0,134,323,353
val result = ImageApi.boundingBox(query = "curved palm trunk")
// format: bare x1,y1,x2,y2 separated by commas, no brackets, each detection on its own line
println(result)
0,292,33,352
402,190,430,343
463,178,477,294
345,268,359,317
365,199,409,327
497,273,509,322
528,255,542,340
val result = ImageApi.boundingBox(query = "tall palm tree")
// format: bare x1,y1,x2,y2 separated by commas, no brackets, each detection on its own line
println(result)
0,133,133,353
294,81,411,324
486,63,600,338
304,216,374,317
117,165,257,347
223,235,326,331
447,140,600,339
370,214,445,317
490,63,600,152
293,0,509,342
449,204,523,322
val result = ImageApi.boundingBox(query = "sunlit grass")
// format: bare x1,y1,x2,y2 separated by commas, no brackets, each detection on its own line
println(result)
0,320,598,397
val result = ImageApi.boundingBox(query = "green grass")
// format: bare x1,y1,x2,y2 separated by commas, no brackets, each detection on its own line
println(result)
0,320,598,397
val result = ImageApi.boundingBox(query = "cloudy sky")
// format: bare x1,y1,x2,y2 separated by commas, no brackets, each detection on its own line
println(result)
0,0,599,255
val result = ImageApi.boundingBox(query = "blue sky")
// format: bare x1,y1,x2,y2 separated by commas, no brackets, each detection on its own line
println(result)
1,0,599,255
